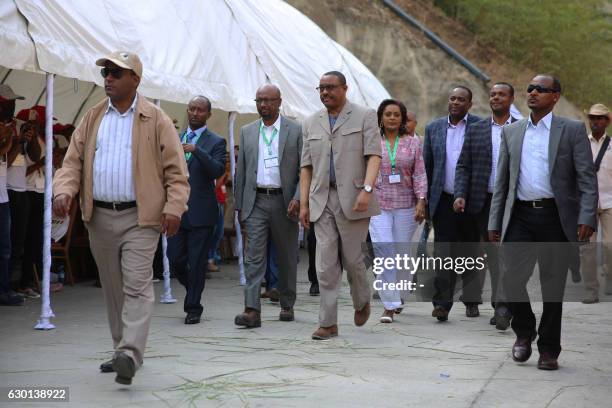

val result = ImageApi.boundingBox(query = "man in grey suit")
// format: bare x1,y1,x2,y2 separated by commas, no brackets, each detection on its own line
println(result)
234,84,302,328
300,71,381,340
488,75,597,370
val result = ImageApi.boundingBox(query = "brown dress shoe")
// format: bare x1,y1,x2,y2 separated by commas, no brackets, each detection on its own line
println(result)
380,309,394,323
537,352,559,370
512,337,534,362
466,304,480,317
354,302,371,326
260,288,280,302
311,325,338,340
432,306,448,321
234,309,261,328
279,308,294,321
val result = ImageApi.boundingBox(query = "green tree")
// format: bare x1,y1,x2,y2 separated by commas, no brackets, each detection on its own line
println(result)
435,0,612,110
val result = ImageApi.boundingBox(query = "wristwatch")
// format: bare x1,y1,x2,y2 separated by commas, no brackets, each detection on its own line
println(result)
363,184,373,193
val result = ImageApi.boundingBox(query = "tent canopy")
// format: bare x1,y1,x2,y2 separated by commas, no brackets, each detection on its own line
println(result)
1,0,390,124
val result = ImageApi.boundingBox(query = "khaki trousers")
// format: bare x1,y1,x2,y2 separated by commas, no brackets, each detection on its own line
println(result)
86,207,159,369
314,187,371,327
581,207,612,298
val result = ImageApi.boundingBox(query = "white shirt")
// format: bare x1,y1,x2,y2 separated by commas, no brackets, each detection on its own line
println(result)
256,116,282,188
488,116,513,193
517,112,554,200
590,133,612,209
26,139,45,194
6,152,32,192
444,114,468,194
92,96,137,202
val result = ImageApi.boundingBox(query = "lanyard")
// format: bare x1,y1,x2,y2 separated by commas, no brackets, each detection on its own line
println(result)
385,135,399,172
259,122,278,155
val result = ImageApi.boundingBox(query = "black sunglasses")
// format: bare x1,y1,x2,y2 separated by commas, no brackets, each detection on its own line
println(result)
527,84,558,94
100,67,125,79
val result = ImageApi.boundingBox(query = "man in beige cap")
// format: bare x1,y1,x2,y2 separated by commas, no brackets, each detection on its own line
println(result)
53,51,190,385
581,103,612,303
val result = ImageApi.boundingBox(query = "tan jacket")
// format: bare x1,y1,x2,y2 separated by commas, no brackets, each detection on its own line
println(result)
301,101,381,221
53,94,189,227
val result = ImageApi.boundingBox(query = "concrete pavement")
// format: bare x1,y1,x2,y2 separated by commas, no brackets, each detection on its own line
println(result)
1,249,611,407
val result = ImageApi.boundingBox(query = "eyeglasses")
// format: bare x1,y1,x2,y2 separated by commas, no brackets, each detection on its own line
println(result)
254,98,280,105
316,84,343,92
100,67,125,79
527,84,558,94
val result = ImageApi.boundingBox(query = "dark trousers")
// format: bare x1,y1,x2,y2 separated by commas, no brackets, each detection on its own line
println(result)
503,203,569,358
0,202,11,294
208,203,224,261
475,194,507,314
22,191,43,288
432,192,481,311
8,190,28,286
307,223,318,284
167,222,215,316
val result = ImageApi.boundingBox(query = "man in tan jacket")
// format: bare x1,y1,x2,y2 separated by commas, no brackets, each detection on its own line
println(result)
300,71,381,340
53,51,189,385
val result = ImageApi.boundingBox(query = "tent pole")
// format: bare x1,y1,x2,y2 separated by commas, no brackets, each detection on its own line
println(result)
227,112,245,285
153,99,177,303
35,73,56,330
0,69,13,84
71,84,97,125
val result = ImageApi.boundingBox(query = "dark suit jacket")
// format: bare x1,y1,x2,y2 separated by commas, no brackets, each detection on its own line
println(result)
235,115,302,221
180,128,226,227
488,115,598,242
454,116,518,214
423,113,482,217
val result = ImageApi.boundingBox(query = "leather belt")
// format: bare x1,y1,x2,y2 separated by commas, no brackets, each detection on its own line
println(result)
516,198,556,209
256,187,282,195
94,200,137,211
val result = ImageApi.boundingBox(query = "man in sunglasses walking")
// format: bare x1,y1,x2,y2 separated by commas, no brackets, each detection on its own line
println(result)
53,51,189,385
488,75,597,370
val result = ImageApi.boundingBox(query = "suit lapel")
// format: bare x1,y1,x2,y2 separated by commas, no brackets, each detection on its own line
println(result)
278,116,288,162
318,111,332,135
548,115,563,169
331,102,352,133
438,119,447,166
513,119,529,182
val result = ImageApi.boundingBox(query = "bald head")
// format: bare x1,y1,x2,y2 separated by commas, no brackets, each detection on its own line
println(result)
255,84,282,124
406,111,417,136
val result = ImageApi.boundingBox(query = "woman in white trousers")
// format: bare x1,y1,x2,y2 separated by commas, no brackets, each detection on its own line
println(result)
369,99,427,323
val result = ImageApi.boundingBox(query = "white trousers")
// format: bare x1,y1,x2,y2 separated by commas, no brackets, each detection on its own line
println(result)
369,207,418,310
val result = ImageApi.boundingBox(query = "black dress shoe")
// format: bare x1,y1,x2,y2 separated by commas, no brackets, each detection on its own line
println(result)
489,316,497,326
185,313,201,324
309,282,320,296
512,337,534,362
466,304,480,317
112,352,136,385
432,306,448,322
279,307,294,321
537,352,559,370
100,359,114,373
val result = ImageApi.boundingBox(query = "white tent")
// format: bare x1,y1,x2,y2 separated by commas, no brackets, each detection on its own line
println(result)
0,0,391,328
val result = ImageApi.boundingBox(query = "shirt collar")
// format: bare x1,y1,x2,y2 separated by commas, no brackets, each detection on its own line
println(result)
527,111,553,130
589,133,608,142
187,125,207,137
447,113,468,127
491,116,513,127
106,94,138,116
261,115,281,132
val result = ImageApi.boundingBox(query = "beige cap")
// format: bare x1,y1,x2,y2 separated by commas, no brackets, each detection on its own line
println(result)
96,51,143,78
587,103,610,119
0,84,25,101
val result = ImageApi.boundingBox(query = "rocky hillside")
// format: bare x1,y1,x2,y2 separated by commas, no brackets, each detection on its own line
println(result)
287,0,582,128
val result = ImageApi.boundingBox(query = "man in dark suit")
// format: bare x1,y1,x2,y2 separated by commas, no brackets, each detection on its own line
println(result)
234,84,302,328
454,82,518,330
168,95,226,325
423,86,482,321
488,75,597,370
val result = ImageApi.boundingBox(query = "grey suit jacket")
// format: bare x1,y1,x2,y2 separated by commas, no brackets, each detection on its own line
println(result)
301,101,381,222
234,115,302,221
488,114,598,242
